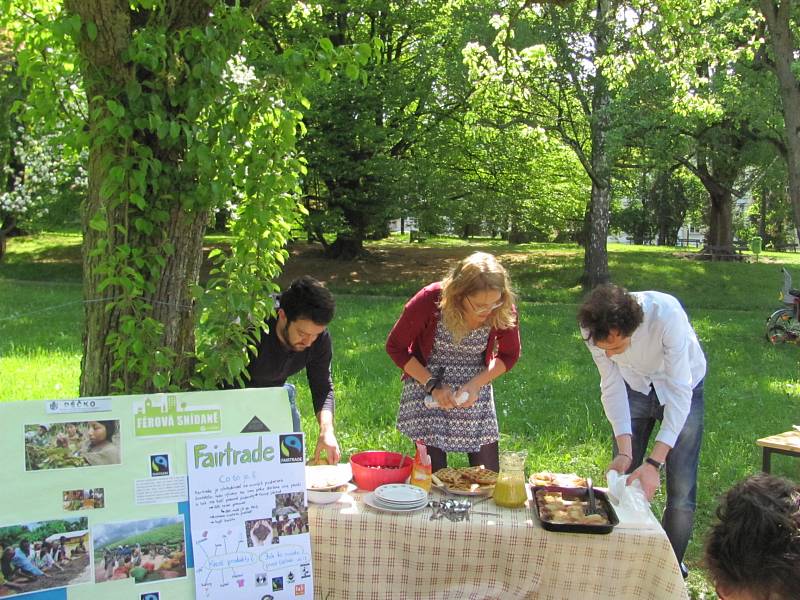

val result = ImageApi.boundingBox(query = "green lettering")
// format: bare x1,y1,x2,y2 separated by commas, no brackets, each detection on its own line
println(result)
193,444,207,469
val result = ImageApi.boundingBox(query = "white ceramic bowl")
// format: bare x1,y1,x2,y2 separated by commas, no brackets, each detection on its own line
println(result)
307,483,356,505
306,463,353,490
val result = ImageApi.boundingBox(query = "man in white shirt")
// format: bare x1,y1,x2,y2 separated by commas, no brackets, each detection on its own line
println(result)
578,284,706,578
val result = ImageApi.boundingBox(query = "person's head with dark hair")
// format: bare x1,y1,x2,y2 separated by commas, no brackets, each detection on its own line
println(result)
279,276,335,325
1,546,14,579
87,421,116,447
577,284,644,356
705,473,800,600
276,276,335,352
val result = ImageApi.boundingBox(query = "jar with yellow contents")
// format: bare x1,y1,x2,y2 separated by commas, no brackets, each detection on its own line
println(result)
493,450,528,508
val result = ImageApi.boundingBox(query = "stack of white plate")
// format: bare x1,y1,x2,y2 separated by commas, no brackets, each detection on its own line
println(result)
363,484,429,513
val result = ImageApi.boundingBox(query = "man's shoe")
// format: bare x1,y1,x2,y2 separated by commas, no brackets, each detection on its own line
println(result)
680,562,689,579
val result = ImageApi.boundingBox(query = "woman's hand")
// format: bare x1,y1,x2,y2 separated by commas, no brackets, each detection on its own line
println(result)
432,385,457,409
454,380,481,408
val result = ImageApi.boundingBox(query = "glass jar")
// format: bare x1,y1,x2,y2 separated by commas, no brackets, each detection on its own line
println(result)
493,451,528,508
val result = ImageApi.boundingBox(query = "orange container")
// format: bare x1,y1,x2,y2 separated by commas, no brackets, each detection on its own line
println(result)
350,451,413,491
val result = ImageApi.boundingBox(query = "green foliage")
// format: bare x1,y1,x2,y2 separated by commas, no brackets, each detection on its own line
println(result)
0,517,87,550
2,1,367,392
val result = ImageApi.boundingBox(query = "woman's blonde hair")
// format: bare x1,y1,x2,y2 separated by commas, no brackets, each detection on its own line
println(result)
439,252,516,341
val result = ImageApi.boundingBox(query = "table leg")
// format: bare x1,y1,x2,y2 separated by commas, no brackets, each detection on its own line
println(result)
762,448,772,473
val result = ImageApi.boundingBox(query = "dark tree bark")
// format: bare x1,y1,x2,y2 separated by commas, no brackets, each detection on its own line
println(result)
758,182,769,241
0,214,16,261
692,150,739,257
66,1,211,395
580,0,612,288
759,0,800,243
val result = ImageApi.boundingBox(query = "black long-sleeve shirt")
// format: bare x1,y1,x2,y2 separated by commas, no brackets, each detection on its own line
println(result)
244,316,335,415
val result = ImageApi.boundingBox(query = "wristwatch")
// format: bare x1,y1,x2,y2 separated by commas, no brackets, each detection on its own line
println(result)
645,457,665,472
423,375,440,395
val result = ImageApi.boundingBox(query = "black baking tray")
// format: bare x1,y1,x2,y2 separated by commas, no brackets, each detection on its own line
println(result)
532,485,619,534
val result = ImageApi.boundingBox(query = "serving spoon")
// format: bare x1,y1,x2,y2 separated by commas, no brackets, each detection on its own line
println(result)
586,477,598,515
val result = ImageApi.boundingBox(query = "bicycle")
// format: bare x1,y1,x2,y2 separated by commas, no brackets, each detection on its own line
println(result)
765,267,800,344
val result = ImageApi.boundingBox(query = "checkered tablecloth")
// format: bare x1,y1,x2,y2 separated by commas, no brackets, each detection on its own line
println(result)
309,491,688,600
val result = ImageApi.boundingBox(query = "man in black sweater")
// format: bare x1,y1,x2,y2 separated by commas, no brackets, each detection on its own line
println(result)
245,276,339,464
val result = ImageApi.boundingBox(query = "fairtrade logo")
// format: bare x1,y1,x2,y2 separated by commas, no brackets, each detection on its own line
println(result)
150,454,170,477
272,576,284,592
141,593,160,600
279,434,303,463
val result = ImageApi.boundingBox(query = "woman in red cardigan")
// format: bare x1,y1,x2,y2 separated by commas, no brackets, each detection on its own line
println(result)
385,252,521,473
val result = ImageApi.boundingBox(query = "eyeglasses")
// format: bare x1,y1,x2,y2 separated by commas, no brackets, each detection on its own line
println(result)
465,296,504,315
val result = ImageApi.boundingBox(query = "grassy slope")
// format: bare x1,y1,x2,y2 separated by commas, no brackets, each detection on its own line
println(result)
2,233,799,598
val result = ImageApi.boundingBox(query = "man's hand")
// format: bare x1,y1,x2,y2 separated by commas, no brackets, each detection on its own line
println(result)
606,453,632,475
313,428,341,464
626,463,661,500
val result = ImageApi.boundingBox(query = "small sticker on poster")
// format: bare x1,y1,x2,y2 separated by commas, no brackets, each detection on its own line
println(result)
134,476,188,505
186,433,313,600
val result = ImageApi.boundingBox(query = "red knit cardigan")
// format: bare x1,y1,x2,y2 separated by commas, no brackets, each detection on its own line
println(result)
385,282,521,376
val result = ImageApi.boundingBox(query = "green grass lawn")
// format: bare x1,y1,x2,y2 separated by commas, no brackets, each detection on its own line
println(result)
2,232,799,599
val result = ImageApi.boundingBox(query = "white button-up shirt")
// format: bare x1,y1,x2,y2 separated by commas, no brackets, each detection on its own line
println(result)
583,291,706,448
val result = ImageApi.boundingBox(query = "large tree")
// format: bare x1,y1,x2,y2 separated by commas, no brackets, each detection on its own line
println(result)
611,1,787,256
465,0,624,286
3,0,335,394
270,0,453,259
759,0,800,242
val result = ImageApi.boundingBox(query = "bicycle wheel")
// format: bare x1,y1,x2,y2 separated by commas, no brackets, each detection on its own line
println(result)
765,307,797,344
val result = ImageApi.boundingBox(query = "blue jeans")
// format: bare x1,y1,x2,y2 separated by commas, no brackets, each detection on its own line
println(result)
613,380,704,566
284,383,302,433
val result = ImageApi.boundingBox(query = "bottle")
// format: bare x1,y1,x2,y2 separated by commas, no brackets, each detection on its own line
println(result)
493,450,528,508
409,440,432,492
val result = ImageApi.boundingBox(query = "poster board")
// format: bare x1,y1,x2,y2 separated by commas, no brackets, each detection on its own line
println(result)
186,433,312,599
0,388,294,600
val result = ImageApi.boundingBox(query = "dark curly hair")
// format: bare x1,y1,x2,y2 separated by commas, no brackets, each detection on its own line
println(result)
577,284,644,342
704,473,800,600
279,276,335,325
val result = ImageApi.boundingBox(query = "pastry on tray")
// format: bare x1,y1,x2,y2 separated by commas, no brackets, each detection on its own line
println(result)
529,471,588,488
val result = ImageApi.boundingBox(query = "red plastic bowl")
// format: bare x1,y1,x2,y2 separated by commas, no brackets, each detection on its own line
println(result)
350,451,413,491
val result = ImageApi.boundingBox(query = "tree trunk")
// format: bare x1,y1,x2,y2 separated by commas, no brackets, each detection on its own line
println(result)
324,236,363,260
706,187,734,251
68,1,210,395
581,0,613,288
760,0,800,243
